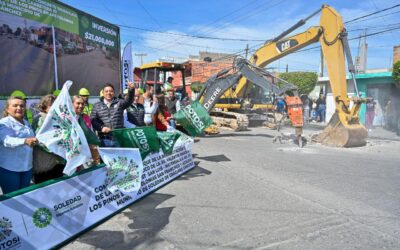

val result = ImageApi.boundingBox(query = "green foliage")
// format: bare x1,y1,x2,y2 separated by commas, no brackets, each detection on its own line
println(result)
393,61,400,85
278,72,318,95
190,81,203,93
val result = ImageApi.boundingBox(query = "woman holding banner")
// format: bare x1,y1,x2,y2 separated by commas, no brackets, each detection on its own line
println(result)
0,96,37,194
72,95,100,165
154,95,173,132
90,82,135,147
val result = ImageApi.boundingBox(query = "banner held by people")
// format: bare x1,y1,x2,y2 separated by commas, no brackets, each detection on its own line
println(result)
98,147,143,194
36,80,91,176
174,101,213,136
112,126,160,160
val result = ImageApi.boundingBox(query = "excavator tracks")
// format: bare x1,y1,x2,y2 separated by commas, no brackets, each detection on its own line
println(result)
210,111,249,131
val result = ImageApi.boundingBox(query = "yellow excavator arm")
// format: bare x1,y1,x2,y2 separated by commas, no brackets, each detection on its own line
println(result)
227,4,367,146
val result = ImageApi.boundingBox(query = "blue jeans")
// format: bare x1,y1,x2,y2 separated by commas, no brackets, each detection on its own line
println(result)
318,105,326,122
169,119,176,129
0,167,32,194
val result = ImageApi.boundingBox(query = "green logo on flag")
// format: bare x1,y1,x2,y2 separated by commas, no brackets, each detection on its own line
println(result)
174,101,212,136
132,129,150,151
112,127,160,159
106,156,141,192
157,131,181,155
33,208,52,228
0,217,12,241
52,105,82,159
80,16,90,29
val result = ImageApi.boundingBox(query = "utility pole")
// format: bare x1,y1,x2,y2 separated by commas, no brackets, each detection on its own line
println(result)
244,44,249,59
135,53,147,66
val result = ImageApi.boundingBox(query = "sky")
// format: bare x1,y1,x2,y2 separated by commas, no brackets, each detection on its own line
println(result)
59,0,400,73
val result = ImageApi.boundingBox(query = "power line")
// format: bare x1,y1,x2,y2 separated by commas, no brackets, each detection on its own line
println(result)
135,0,163,28
345,3,400,23
118,24,265,42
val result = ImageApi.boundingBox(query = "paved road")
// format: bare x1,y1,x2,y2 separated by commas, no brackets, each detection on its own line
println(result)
0,36,54,95
63,126,400,249
0,35,119,96
57,49,120,94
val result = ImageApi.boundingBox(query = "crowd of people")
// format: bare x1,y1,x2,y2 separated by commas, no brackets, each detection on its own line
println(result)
0,79,182,195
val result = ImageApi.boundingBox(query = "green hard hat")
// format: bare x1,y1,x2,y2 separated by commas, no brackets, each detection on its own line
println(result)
10,90,26,99
53,89,61,96
79,88,90,96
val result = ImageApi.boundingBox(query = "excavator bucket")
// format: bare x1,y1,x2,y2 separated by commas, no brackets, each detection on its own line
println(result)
314,111,368,147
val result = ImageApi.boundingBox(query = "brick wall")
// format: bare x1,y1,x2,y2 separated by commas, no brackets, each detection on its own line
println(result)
189,61,233,83
394,45,400,64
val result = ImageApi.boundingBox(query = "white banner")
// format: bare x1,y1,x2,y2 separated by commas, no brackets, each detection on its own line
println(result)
0,143,194,250
36,81,91,176
121,42,133,90
98,147,143,194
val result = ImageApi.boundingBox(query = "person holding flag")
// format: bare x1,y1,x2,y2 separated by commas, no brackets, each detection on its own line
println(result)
90,82,135,147
0,96,37,193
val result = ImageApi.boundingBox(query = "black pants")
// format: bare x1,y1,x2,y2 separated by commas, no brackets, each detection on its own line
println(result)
33,164,65,184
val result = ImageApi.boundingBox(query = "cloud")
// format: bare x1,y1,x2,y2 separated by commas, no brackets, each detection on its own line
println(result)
127,2,398,71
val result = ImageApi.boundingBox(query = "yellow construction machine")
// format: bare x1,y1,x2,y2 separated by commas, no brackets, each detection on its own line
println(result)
198,4,368,147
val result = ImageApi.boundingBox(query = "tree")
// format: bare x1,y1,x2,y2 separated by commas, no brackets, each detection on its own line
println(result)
190,81,203,93
278,72,318,95
393,60,400,87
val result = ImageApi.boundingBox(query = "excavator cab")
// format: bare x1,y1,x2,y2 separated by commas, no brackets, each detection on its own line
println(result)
136,61,187,99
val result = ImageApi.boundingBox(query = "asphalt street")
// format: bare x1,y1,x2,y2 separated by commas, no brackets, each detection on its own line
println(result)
63,126,400,249
0,35,119,96
57,49,120,95
0,36,54,95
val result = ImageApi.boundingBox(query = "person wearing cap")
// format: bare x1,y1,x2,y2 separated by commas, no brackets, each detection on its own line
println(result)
53,89,61,97
90,82,135,147
10,90,33,124
78,88,93,116
163,76,173,93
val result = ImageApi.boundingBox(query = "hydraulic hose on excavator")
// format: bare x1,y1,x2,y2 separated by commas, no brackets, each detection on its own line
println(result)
312,5,367,147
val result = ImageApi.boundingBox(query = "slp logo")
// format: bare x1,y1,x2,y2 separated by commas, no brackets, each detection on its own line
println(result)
133,129,149,151
276,39,299,53
33,208,52,228
0,217,20,250
0,217,12,241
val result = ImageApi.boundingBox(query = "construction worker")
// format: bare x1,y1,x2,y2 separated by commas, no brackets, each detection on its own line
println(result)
10,90,33,124
163,76,173,93
53,89,61,97
78,87,93,116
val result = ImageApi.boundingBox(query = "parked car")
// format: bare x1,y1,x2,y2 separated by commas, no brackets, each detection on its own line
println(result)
85,45,95,52
44,40,64,55
76,43,85,53
64,42,78,54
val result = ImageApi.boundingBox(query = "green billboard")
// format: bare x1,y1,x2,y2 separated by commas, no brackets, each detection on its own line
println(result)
0,0,121,96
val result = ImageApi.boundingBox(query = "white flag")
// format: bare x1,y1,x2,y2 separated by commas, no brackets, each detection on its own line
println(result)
36,81,91,176
121,42,133,89
98,147,144,194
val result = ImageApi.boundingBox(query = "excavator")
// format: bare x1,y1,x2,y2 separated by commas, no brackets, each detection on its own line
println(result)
196,4,368,147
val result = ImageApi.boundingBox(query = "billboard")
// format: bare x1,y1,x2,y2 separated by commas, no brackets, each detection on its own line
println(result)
0,0,121,97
